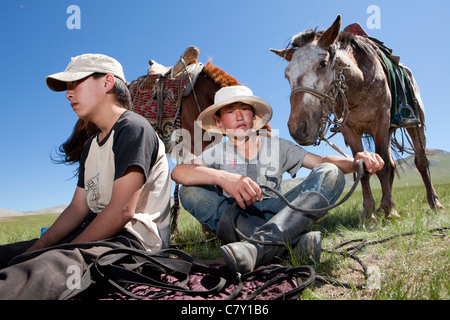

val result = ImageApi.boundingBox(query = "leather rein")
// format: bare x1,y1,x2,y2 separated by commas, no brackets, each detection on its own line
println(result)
289,57,350,147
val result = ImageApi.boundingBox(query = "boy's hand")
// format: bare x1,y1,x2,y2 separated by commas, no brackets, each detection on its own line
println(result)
220,172,263,209
354,151,384,176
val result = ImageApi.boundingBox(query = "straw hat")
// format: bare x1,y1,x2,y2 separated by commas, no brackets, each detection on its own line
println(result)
46,53,126,92
197,86,272,134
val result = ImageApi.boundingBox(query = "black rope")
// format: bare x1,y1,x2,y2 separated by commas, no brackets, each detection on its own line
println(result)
316,226,449,290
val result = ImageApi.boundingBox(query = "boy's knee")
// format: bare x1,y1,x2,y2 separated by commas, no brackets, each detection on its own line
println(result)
178,185,193,202
308,163,345,202
315,163,344,184
178,185,199,208
178,185,217,209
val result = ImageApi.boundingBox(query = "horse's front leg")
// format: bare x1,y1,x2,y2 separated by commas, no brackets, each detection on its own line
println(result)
374,129,400,219
343,130,377,223
360,170,377,223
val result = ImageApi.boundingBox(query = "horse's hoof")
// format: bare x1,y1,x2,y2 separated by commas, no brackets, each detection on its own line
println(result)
361,213,377,228
385,209,401,220
432,200,445,211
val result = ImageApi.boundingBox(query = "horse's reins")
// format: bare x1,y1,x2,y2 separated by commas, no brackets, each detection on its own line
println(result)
290,57,350,148
230,159,367,247
260,159,366,215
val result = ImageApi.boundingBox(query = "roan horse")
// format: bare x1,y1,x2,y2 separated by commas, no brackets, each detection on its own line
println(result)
271,15,443,222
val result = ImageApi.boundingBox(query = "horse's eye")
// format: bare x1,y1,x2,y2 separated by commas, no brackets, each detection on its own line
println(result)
319,60,327,68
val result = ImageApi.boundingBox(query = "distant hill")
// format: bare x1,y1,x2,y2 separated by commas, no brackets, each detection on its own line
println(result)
281,149,450,192
393,149,450,188
0,205,67,218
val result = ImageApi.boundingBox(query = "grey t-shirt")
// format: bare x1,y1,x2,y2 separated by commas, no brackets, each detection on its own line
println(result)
199,135,308,198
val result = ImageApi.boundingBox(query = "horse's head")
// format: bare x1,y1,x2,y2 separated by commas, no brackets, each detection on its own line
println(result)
272,15,342,145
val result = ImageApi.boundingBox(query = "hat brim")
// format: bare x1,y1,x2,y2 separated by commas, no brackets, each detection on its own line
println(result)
46,71,95,92
197,95,273,134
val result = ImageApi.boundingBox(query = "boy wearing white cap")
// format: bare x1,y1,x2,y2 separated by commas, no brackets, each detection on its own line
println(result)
172,85,384,274
0,54,171,299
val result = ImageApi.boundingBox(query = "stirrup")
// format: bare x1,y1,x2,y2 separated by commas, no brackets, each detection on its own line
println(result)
400,117,420,127
398,104,420,126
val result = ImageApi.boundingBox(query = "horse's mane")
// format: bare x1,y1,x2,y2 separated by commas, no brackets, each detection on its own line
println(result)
203,60,241,87
290,29,319,48
290,29,380,61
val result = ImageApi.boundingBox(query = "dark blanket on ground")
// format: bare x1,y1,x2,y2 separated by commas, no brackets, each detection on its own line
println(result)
91,264,300,300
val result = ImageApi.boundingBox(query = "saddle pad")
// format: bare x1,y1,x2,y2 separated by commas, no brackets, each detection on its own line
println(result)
378,50,417,127
129,73,189,151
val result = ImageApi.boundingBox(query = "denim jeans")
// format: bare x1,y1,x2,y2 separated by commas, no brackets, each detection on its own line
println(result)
179,163,345,232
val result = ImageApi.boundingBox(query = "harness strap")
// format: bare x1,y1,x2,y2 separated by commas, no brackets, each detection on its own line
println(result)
289,57,350,146
290,87,332,102
59,246,229,300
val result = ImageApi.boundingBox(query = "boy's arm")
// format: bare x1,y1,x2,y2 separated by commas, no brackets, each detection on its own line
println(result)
302,151,384,175
172,162,262,209
71,166,144,243
26,186,91,252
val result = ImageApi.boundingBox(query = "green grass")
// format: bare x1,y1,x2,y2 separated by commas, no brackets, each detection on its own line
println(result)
175,183,449,300
0,213,60,245
298,183,449,300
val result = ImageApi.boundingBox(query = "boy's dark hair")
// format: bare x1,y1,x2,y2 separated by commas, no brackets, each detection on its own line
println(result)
92,72,132,109
54,73,133,166
214,103,255,118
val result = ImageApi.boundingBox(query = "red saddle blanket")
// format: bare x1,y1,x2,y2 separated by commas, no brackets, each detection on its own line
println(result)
129,73,190,151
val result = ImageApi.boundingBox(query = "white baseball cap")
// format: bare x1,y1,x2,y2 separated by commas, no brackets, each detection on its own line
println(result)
46,53,126,92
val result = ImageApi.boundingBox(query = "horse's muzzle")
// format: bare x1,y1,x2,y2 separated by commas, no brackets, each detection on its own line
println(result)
288,120,317,146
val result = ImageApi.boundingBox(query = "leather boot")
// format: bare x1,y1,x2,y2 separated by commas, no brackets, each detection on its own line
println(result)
216,204,266,243
221,191,329,274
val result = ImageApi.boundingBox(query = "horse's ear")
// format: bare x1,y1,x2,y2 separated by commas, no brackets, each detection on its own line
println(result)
318,15,341,50
270,48,295,62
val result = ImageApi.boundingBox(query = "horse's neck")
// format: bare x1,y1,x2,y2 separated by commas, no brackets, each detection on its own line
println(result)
335,47,390,135
338,49,385,105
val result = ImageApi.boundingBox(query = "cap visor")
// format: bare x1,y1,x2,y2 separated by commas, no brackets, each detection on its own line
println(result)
46,71,94,92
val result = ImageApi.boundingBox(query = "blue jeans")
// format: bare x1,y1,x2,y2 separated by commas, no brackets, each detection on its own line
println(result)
179,163,345,232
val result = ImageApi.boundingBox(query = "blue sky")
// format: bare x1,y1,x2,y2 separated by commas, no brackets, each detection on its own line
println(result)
1,0,449,211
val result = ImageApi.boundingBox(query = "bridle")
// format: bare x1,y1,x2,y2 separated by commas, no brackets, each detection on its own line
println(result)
289,57,350,146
